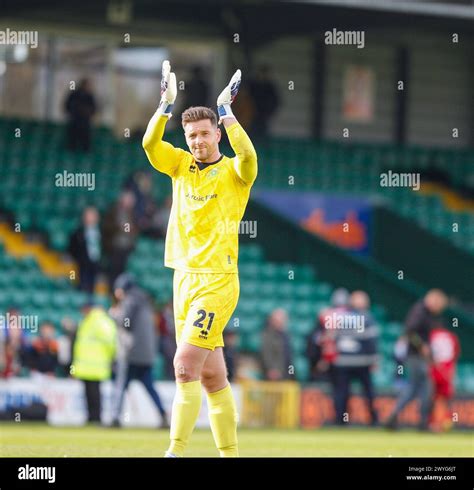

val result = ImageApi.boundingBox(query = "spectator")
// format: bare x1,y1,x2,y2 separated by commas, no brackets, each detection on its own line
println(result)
392,334,409,393
261,308,293,381
182,65,210,109
102,190,138,287
248,65,280,139
64,78,96,152
334,290,379,425
318,288,369,426
27,322,59,376
1,308,28,378
306,321,322,382
124,171,161,236
0,317,6,375
57,317,78,377
429,326,460,431
307,289,348,407
156,299,176,380
232,85,255,131
385,289,448,431
68,207,102,293
72,304,117,424
109,273,169,428
236,354,262,381
306,289,349,381
154,195,172,239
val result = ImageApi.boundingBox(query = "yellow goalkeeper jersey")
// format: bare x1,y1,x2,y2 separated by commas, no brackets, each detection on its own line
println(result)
143,115,257,273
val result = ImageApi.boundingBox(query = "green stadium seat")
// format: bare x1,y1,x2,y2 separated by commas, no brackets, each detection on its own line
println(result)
235,316,261,334
313,283,332,301
260,263,279,280
51,291,71,309
239,279,259,297
290,335,306,355
237,298,258,316
386,322,402,337
260,281,279,298
242,332,262,353
372,304,387,322
238,263,259,279
153,356,164,380
294,356,309,382
276,283,294,298
292,317,314,336
294,284,314,300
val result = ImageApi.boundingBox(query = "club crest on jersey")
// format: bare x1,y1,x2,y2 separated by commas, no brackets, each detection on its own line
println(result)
189,164,196,173
207,168,219,179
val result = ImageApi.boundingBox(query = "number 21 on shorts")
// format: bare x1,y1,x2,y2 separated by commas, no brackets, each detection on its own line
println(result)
193,309,215,332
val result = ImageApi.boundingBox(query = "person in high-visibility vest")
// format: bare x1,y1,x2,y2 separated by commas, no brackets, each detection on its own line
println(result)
72,306,117,424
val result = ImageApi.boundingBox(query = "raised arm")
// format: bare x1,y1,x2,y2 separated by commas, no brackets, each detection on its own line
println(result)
142,60,188,177
224,120,257,185
143,112,187,177
217,69,258,185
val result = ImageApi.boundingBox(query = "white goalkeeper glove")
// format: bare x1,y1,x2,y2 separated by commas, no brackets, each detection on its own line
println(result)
158,60,177,118
217,69,241,123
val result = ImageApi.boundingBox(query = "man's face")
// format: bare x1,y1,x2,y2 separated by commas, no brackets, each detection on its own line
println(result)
425,291,448,315
271,309,288,331
114,288,125,301
40,324,55,340
120,191,135,210
184,119,221,162
350,291,370,312
83,208,98,227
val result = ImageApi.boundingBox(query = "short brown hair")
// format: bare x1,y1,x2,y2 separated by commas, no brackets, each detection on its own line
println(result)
181,106,217,128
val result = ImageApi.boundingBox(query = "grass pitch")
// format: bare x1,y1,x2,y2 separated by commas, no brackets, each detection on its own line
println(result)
1,423,472,457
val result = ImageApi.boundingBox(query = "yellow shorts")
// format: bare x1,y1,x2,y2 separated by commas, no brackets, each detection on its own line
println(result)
173,270,240,350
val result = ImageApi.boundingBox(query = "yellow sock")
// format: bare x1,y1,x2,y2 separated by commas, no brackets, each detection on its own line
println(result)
207,384,239,457
168,380,202,457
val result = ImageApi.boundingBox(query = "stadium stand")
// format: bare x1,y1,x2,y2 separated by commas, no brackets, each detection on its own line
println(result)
0,117,473,392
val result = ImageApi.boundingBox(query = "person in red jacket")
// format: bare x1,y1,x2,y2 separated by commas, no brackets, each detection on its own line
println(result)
429,326,460,431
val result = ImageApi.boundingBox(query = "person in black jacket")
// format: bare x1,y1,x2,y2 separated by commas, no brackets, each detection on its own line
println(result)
248,65,280,139
385,289,448,431
64,78,96,152
109,273,169,428
68,207,102,293
182,65,210,110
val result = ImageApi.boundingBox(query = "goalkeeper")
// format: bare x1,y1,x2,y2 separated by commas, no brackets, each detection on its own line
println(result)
143,61,258,457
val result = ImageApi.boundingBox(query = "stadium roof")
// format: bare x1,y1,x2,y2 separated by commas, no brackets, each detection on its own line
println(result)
1,0,473,47
298,0,474,19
